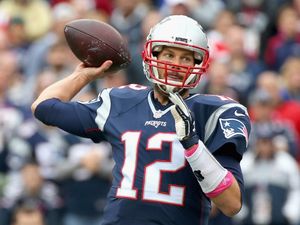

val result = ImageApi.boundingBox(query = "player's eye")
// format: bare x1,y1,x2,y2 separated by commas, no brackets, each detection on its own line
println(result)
161,53,174,60
180,56,194,65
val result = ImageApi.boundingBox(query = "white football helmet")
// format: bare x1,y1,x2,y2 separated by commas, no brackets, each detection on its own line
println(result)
142,15,209,93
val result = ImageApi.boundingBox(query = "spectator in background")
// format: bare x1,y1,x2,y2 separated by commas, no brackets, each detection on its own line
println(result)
207,9,236,62
96,69,128,91
235,0,269,35
0,50,24,175
0,29,9,51
196,60,239,102
109,0,151,85
125,9,162,85
50,0,113,17
63,0,108,22
93,0,113,16
21,2,79,105
24,67,113,225
43,40,76,80
68,0,96,18
10,201,45,225
0,68,85,225
248,88,298,158
0,50,25,107
1,17,30,104
6,16,30,61
257,0,290,60
256,71,300,164
109,0,149,54
226,0,286,24
189,0,225,30
160,0,192,17
224,25,265,106
293,0,300,17
236,127,300,225
280,56,300,101
0,0,52,41
0,162,62,225
55,142,113,225
0,104,22,174
264,4,300,71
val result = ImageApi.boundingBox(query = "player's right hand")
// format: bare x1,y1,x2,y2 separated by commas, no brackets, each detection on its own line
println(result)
74,60,113,82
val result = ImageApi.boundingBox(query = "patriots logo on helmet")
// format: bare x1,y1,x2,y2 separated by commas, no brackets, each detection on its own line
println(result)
219,118,248,145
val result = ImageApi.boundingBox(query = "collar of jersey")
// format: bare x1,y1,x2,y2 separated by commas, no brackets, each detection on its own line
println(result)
148,91,173,118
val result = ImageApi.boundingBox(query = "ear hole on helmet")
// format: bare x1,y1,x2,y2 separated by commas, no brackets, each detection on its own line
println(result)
152,45,163,57
195,59,202,65
152,51,159,57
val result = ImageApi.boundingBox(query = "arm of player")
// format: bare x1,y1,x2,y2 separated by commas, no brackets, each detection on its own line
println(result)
169,92,242,217
31,61,112,113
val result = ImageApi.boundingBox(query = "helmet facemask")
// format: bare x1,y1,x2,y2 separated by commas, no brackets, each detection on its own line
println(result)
143,40,209,93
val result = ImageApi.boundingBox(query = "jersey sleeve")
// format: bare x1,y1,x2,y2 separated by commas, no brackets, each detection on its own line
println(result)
204,103,251,157
214,144,246,203
34,95,107,143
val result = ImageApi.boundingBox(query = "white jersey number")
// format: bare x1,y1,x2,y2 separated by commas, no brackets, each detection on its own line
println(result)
116,131,185,205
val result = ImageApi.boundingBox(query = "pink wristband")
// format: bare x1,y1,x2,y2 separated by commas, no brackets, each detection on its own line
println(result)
206,171,234,198
184,144,199,157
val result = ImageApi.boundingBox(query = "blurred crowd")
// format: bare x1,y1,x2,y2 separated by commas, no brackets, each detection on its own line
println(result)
1,0,300,225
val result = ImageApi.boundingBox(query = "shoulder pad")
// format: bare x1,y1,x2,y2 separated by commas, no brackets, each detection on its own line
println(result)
101,84,150,116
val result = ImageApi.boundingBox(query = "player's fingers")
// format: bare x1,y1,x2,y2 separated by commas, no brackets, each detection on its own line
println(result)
172,105,189,123
168,92,182,107
82,60,113,79
74,62,86,70
170,105,179,120
98,60,113,73
169,92,190,116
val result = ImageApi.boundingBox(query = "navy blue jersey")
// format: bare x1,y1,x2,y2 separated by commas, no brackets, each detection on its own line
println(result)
35,84,251,225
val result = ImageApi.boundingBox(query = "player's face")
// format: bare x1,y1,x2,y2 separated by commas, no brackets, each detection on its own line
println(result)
156,46,195,83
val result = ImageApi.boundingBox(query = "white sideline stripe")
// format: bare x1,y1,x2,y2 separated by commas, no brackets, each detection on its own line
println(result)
95,89,112,130
204,103,248,143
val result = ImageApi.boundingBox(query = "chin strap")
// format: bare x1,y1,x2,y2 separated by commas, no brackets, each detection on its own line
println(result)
157,84,181,96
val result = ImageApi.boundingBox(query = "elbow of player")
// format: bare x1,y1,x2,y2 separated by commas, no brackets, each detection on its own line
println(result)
31,101,38,114
221,202,242,217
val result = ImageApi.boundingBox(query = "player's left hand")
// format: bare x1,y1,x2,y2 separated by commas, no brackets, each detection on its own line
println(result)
169,92,199,149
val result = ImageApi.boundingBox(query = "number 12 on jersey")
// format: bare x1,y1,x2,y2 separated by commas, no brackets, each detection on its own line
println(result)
116,131,186,206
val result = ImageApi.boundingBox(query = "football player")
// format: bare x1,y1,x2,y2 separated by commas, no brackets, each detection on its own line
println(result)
31,15,251,225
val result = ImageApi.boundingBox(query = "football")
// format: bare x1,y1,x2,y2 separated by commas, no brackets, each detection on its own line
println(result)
64,19,131,72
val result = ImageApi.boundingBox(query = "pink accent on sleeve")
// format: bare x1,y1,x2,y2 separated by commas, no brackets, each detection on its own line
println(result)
184,144,199,157
206,171,234,198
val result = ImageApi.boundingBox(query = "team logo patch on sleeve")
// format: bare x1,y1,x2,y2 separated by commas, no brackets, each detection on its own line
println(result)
219,118,248,144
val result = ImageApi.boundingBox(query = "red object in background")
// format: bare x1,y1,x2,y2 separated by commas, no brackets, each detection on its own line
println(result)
50,0,70,7
273,100,300,164
273,100,300,139
94,0,113,16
